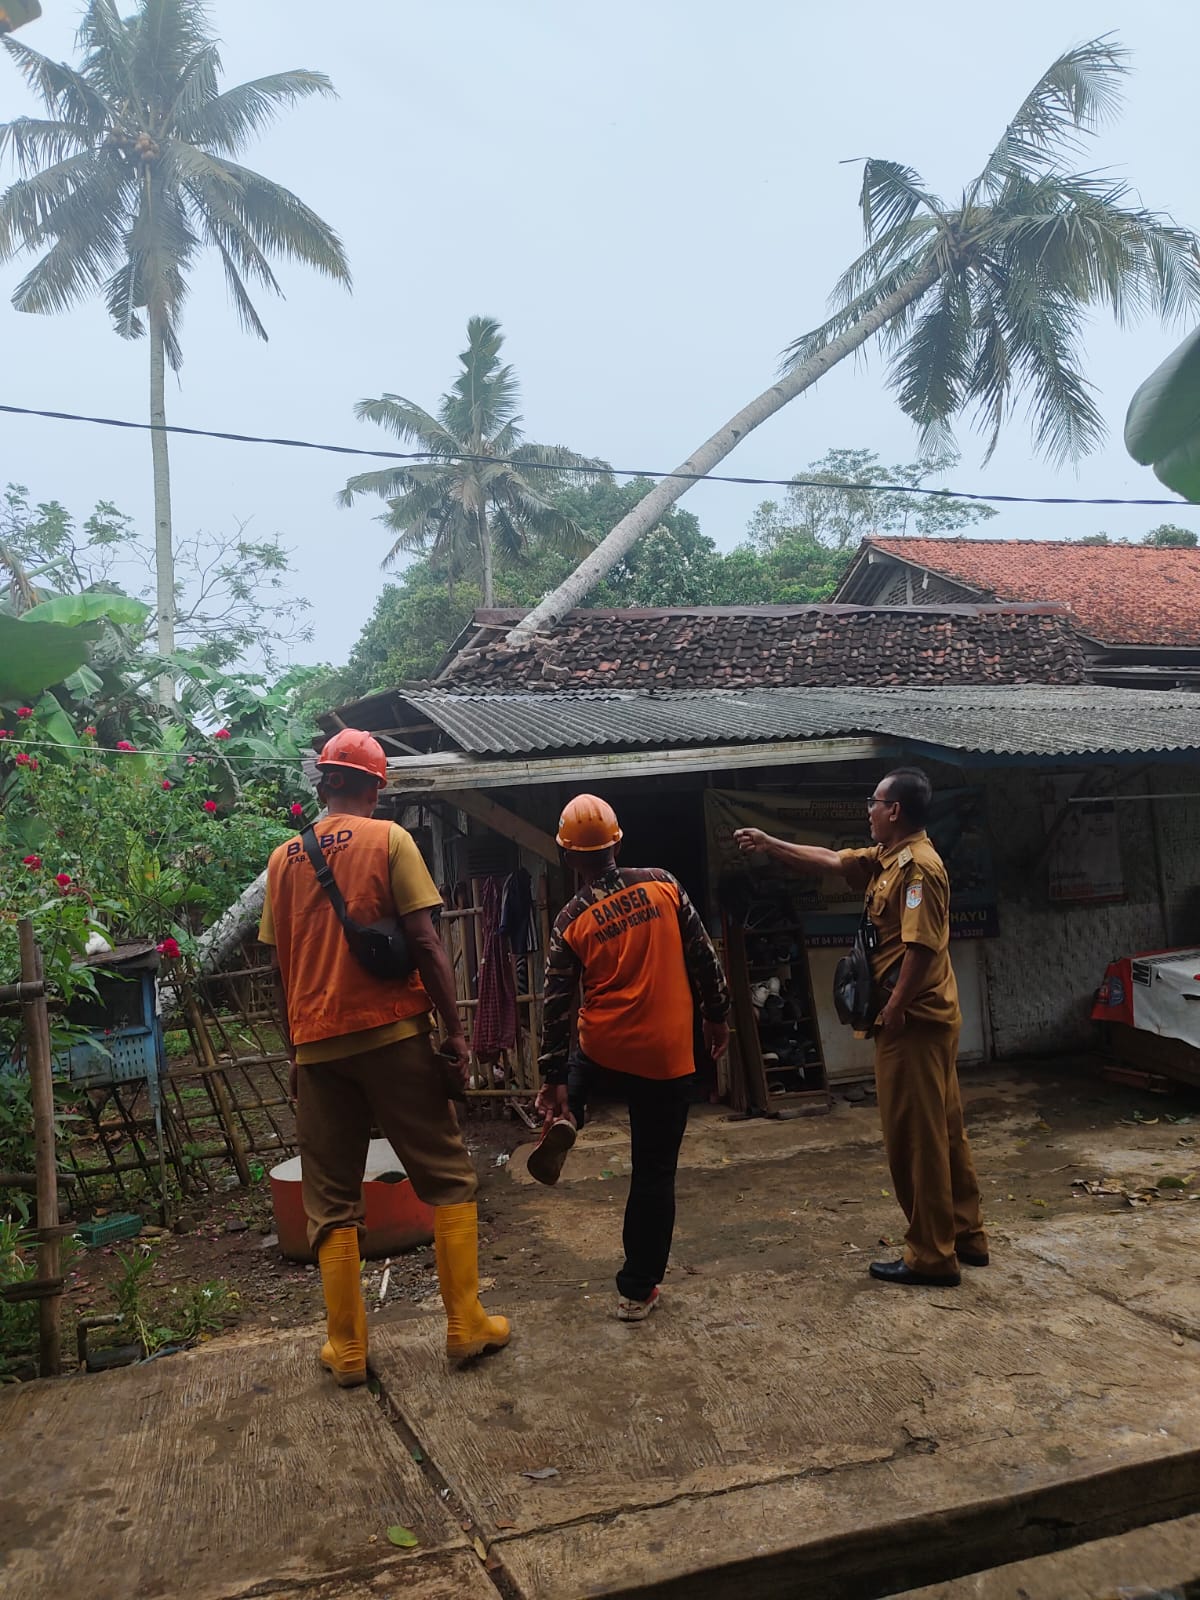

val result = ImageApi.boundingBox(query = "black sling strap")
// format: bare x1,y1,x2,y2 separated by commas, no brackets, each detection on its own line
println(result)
300,824,352,930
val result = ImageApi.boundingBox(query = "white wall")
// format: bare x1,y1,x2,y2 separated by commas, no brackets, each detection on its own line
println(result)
979,766,1200,1058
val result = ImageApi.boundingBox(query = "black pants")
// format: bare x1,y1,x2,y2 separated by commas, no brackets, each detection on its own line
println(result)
566,1054,692,1301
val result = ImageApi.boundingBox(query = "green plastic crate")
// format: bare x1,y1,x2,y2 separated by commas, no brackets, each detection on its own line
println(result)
76,1213,144,1247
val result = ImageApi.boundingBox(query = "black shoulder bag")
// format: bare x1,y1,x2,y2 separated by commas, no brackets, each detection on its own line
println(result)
833,905,878,1030
300,825,415,983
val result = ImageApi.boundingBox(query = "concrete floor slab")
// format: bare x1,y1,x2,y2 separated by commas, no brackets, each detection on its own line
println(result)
0,1325,471,1600
370,1224,1200,1598
1019,1205,1200,1340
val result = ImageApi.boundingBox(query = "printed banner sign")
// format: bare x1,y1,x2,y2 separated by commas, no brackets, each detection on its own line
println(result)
1043,776,1124,903
705,788,998,945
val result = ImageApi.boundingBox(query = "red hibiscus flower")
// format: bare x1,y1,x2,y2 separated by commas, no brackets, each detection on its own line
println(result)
14,753,30,767
290,802,304,817
22,855,41,869
161,779,173,790
156,937,182,960
15,707,32,719
116,740,135,752
202,800,218,814
213,728,231,741
55,872,71,889
83,726,97,737
0,731,8,740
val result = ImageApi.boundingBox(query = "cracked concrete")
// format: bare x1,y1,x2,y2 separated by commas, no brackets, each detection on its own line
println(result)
2,1064,1199,1599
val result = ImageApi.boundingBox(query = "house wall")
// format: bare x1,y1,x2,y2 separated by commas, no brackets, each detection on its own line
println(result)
978,765,1200,1058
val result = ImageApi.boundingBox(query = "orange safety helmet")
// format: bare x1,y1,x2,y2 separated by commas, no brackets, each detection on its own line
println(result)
556,793,622,852
315,729,388,784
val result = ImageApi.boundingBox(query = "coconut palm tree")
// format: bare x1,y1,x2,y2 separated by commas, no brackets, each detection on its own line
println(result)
339,316,609,607
507,36,1200,644
0,0,350,701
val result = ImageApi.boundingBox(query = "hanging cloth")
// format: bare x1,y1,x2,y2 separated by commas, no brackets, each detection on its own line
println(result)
500,867,538,955
473,876,518,1062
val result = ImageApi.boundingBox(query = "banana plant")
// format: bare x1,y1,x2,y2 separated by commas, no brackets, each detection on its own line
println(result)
1125,326,1200,501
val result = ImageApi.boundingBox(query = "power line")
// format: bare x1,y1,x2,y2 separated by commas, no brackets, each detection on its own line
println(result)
2,401,1197,511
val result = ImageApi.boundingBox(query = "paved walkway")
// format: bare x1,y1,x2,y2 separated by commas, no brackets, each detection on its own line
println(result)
3,1070,1199,1598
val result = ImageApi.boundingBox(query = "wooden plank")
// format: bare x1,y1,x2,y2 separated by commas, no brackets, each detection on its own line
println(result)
0,1327,472,1600
894,1511,1200,1599
18,921,60,1378
385,737,887,795
451,790,559,864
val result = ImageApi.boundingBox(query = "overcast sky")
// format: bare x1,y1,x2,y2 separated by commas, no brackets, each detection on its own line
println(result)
3,1,1199,668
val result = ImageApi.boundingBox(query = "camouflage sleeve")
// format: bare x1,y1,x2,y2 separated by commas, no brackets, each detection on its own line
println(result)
673,879,730,1022
538,908,581,1084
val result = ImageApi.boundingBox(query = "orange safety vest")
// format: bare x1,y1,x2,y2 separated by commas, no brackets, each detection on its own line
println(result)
266,817,432,1045
563,874,697,1080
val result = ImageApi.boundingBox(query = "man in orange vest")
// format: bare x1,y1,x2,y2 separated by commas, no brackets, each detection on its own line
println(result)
260,729,509,1385
530,794,730,1321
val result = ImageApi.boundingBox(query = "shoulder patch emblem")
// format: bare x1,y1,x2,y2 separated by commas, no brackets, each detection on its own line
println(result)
905,882,924,910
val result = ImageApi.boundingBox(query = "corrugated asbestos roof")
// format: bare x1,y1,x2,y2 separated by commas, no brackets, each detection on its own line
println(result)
399,685,1200,759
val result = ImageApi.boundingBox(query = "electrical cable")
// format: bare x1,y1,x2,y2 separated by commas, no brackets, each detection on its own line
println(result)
2,401,1196,511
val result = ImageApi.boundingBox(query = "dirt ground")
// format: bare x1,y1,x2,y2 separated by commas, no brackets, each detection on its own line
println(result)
61,1057,1200,1350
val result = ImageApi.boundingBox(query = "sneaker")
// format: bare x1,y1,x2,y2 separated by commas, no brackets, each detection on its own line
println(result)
526,1117,577,1186
616,1286,660,1322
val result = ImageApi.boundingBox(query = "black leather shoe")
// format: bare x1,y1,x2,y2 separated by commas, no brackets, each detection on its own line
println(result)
869,1259,961,1288
957,1248,990,1267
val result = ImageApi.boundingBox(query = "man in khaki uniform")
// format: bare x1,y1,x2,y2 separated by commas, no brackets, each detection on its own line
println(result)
735,767,987,1287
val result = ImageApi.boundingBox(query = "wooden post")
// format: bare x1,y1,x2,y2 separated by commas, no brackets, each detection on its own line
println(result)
18,920,61,1378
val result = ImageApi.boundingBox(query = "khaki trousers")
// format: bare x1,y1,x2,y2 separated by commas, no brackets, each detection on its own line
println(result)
296,1033,478,1251
873,1020,988,1276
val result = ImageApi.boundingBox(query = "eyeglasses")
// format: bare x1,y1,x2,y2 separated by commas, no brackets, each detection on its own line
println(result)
867,793,890,809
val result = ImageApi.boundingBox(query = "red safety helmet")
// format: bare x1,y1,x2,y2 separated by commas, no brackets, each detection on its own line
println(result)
315,729,387,784
556,793,622,851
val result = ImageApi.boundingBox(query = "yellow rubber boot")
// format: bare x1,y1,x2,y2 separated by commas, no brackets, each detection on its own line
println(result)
317,1226,368,1387
434,1202,511,1363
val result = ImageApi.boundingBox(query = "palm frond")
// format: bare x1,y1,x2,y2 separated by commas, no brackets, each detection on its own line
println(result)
126,0,213,112
4,155,132,308
508,441,612,480
76,0,137,108
783,245,935,368
0,149,119,258
989,270,1105,463
443,315,520,443
888,270,973,455
0,117,94,175
187,155,349,283
350,395,463,456
965,279,1014,460
973,35,1128,195
0,36,114,132
176,71,338,155
859,159,945,242
161,41,220,130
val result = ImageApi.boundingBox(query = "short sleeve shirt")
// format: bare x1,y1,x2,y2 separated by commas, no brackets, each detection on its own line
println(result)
838,830,960,1027
260,820,442,1064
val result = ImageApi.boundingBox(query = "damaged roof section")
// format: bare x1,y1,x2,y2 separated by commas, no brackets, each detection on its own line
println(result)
435,604,1088,691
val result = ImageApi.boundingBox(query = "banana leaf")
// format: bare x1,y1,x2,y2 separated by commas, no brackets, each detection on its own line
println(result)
0,613,100,701
1125,325,1200,500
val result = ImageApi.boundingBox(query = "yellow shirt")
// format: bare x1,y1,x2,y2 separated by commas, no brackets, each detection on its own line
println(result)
259,819,442,1064
838,830,961,1028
